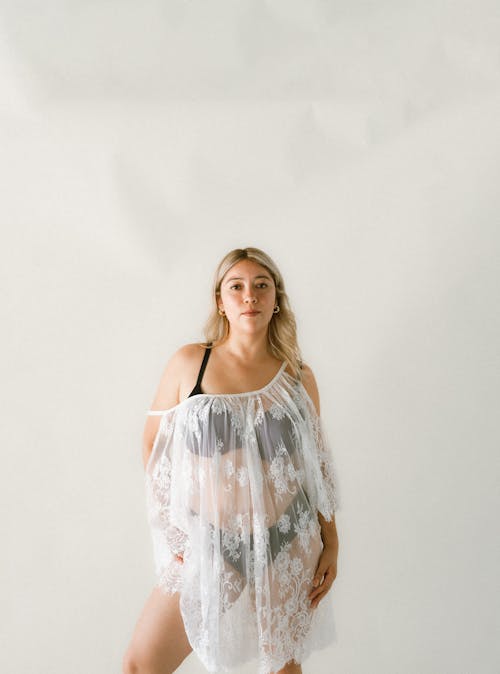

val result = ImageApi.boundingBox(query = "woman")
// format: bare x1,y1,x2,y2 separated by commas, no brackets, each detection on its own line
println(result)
123,247,340,674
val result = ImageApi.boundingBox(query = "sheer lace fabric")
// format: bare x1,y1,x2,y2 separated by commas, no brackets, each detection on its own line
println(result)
145,362,341,674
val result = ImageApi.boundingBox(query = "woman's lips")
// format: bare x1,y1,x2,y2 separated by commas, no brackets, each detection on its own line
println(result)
242,311,260,316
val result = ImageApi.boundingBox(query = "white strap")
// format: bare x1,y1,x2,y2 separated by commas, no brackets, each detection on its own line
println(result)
146,410,165,415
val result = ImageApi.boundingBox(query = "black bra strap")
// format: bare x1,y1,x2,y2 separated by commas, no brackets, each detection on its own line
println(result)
196,343,212,386
189,342,212,396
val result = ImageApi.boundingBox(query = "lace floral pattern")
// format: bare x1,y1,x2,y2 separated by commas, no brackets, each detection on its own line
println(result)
144,364,339,674
266,439,306,501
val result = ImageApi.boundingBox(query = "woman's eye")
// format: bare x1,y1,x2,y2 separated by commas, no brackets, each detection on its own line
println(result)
230,283,268,290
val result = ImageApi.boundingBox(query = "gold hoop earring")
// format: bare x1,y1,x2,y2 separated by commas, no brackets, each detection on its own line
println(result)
273,305,280,314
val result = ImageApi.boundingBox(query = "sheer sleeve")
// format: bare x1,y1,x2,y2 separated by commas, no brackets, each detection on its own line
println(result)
144,411,187,594
310,410,341,520
297,384,341,521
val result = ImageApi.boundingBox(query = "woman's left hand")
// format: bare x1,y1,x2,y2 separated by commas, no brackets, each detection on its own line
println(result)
308,542,338,609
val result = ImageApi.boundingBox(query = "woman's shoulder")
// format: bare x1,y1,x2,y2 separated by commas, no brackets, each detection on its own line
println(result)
148,342,208,412
165,341,210,383
297,361,321,416
174,341,211,363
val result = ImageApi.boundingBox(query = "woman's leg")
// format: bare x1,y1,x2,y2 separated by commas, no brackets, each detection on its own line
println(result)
273,660,302,674
122,586,193,674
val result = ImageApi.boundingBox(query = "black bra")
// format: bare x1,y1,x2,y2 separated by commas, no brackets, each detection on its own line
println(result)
188,342,213,397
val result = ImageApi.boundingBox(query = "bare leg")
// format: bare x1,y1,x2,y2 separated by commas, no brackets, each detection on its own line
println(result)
122,586,193,674
273,660,302,674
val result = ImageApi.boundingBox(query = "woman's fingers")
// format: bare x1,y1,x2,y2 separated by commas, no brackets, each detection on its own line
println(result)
309,570,334,607
310,589,328,608
310,581,332,607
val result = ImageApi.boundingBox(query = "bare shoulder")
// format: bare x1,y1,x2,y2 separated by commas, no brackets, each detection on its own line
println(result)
300,362,321,416
148,342,208,412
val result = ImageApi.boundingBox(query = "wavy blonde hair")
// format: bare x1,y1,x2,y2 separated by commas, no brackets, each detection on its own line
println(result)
200,247,304,380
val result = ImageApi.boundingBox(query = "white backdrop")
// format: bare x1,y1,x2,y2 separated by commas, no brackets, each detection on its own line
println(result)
1,2,499,673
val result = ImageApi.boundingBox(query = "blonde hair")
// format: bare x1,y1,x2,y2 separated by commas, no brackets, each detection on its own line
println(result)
201,247,304,380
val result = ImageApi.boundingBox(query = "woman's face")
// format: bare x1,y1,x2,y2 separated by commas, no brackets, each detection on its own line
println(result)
218,260,277,334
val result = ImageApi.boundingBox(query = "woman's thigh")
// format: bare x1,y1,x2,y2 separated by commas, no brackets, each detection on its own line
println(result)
123,586,193,674
273,661,302,674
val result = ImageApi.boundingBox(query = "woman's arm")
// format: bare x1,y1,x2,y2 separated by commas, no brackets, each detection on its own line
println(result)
142,347,185,469
300,363,339,546
301,363,340,607
143,347,192,564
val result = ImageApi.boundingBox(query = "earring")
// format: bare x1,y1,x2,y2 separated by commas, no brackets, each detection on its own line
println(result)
273,305,280,314
218,308,225,316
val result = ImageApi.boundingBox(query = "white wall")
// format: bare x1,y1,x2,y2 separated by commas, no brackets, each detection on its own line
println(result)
1,2,499,673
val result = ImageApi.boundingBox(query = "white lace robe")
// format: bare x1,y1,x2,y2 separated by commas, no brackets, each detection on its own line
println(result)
145,362,341,674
